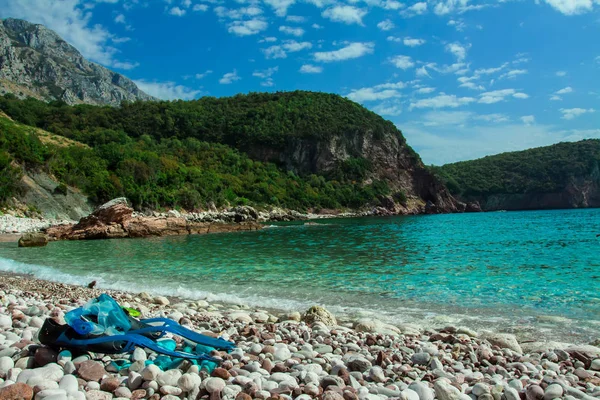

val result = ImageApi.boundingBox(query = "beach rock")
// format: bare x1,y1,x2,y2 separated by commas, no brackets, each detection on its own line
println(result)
434,379,463,400
130,389,146,400
178,373,201,392
347,357,372,372
204,377,226,393
408,382,434,400
141,365,160,381
412,352,431,365
100,377,120,392
153,296,169,306
544,384,563,400
114,387,132,398
303,306,337,326
526,385,544,400
0,315,12,329
85,389,114,400
0,382,34,399
504,387,521,400
481,332,523,353
18,232,48,247
0,356,15,378
77,360,106,382
156,369,181,386
58,374,79,393
368,366,386,383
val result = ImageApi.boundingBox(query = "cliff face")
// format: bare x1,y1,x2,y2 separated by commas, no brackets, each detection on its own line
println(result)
0,18,155,106
474,171,600,211
249,128,459,214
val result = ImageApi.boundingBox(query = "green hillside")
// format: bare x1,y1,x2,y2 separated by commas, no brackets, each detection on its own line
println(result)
433,140,600,198
0,92,400,211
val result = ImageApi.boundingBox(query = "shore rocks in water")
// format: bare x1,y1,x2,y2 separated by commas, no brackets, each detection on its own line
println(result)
45,198,263,241
17,232,49,247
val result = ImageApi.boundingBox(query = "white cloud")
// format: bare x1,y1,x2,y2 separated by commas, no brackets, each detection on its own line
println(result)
498,69,528,79
259,37,278,43
416,66,431,78
445,42,468,61
253,66,278,86
473,113,510,123
478,89,528,104
542,0,594,15
400,2,428,16
264,0,296,16
474,63,508,75
377,19,395,30
410,93,475,109
550,95,562,101
286,15,306,22
0,0,135,70
403,37,426,47
169,6,186,16
299,64,323,73
556,71,567,77
346,88,402,102
112,61,139,70
322,5,367,25
228,19,268,36
264,0,296,17
560,108,595,120
195,70,213,79
133,80,201,100
459,81,485,91
390,55,414,69
182,0,192,8
521,115,535,125
416,87,436,94
114,14,126,24
372,103,403,116
421,111,472,126
447,19,466,31
193,4,209,11
313,42,374,62
263,40,312,59
555,86,573,94
219,70,241,84
312,23,323,29
214,6,263,19
387,36,402,42
279,25,304,36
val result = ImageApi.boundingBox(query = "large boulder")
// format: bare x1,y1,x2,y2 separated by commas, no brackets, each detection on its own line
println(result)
18,232,48,247
303,305,337,326
75,197,133,229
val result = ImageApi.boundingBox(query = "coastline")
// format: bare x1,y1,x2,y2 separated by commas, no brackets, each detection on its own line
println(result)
2,271,600,400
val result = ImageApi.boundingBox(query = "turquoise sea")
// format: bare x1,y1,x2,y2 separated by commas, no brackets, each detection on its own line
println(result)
1,209,599,343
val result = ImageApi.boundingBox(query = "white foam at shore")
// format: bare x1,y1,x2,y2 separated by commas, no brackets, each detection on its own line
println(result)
2,256,598,344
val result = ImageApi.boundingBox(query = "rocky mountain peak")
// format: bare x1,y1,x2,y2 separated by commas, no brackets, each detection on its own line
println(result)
0,18,156,106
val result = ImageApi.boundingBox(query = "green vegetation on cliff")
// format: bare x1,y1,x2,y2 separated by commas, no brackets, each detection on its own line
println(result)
0,92,401,210
433,140,600,198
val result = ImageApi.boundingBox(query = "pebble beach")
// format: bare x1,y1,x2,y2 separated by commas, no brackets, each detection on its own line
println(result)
1,274,600,400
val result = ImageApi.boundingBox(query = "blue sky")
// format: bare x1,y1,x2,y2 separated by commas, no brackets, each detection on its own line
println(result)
1,0,599,165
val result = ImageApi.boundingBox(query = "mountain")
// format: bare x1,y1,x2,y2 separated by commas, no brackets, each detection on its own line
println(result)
433,140,600,211
0,91,459,215
0,18,155,106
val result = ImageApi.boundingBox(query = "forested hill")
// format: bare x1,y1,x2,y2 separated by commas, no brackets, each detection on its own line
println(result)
0,91,458,214
433,140,600,211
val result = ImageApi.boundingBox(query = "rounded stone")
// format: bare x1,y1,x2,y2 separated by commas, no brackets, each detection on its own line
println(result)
204,377,226,393
178,373,201,392
526,385,544,400
141,365,161,381
543,384,563,400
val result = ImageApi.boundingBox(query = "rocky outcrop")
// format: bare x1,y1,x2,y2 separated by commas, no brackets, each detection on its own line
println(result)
0,18,155,106
17,232,48,247
248,130,459,214
46,198,263,241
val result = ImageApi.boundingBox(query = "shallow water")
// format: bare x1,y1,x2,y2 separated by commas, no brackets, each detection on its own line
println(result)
2,209,599,343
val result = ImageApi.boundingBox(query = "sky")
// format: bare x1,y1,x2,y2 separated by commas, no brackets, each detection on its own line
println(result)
1,0,599,165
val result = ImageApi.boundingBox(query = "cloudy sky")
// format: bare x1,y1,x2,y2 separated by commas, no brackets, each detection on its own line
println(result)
1,0,599,165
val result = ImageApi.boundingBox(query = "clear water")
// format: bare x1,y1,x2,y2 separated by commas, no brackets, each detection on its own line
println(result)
2,209,600,343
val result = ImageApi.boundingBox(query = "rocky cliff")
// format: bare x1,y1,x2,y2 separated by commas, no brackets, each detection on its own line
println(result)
0,18,155,106
434,139,600,211
248,129,459,214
